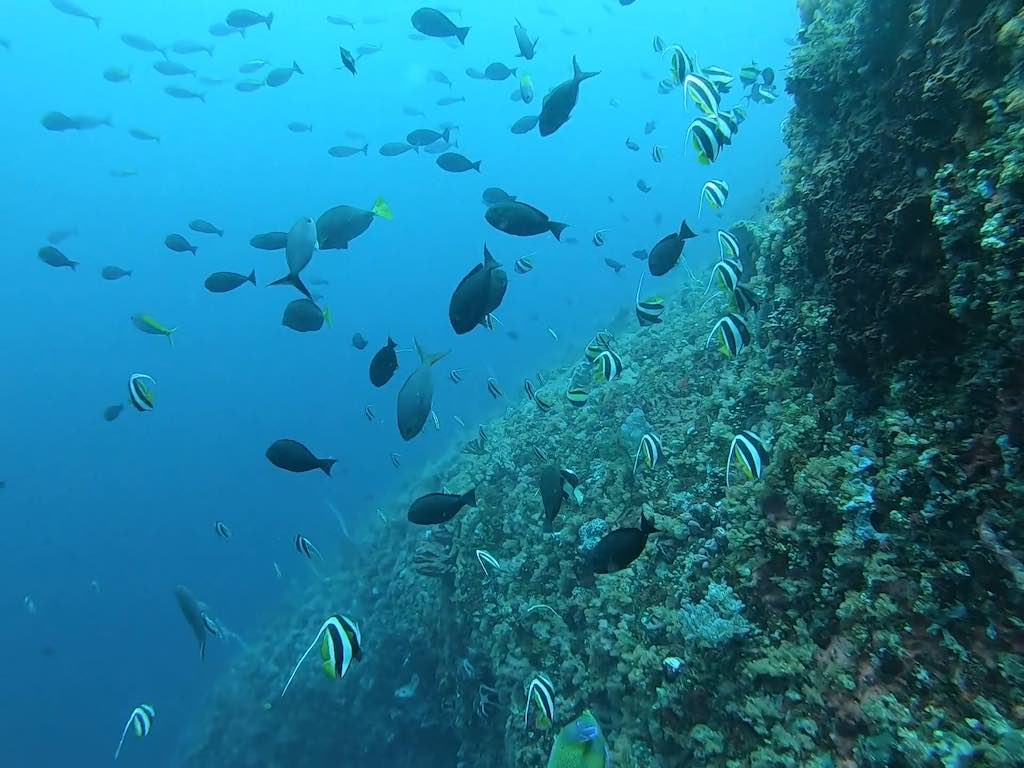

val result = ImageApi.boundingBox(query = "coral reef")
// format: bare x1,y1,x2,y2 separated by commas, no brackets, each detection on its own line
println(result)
180,1,1024,766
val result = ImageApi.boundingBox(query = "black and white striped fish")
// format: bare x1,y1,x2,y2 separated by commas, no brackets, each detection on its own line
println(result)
699,179,729,217
295,534,322,561
706,313,750,358
707,259,743,294
449,368,465,384
566,386,589,407
535,394,554,413
651,145,665,163
524,672,556,728
533,445,549,461
592,229,608,246
214,521,231,539
128,373,156,412
684,73,720,114
391,452,401,468
594,349,624,382
524,378,536,401
718,230,741,261
281,614,363,697
727,430,769,486
688,117,721,165
514,256,534,274
114,704,155,761
635,274,665,326
364,405,375,422
560,469,583,505
633,432,664,474
487,377,504,399
732,284,761,314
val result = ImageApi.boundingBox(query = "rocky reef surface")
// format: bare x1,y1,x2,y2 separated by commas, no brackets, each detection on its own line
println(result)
181,1,1024,766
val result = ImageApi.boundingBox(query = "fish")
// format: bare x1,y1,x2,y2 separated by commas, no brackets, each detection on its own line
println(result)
604,258,624,273
173,39,214,56
407,489,476,525
327,15,355,27
652,35,665,53
380,142,417,156
164,234,198,254
538,465,564,532
525,673,555,728
702,64,735,92
347,333,368,351
338,46,357,75
204,270,256,293
635,274,665,326
281,614,363,697
51,0,101,26
153,60,195,77
437,96,465,106
164,86,205,102
266,439,336,475
631,249,648,261
110,169,140,179
589,511,657,574
128,374,156,411
214,521,231,539
295,534,322,560
266,61,303,87
699,180,729,217
559,468,583,505
239,59,269,73
485,62,516,81
482,187,515,206
486,377,504,399
174,585,215,660
762,67,776,87
732,284,761,314
648,220,698,277
113,704,155,761
547,328,558,341
534,394,554,413
625,138,639,151
633,433,664,475
431,411,440,430
436,152,481,173
131,315,176,344
688,116,722,165
363,405,375,423
524,379,536,401
706,313,751,358
520,74,534,103
538,56,599,137
651,145,665,163
707,257,744,294
727,431,769,486
288,122,313,133
119,33,165,56
209,22,243,37
466,67,486,79
40,112,111,132
513,18,538,59
103,404,124,422
190,219,224,237
282,299,331,332
685,73,720,114
356,43,383,58
511,115,539,134
428,69,452,87
328,144,369,158
103,67,131,83
236,80,263,93
740,62,760,87
485,200,567,240
38,246,78,270
514,256,534,274
750,82,778,104
532,446,548,462
592,229,607,247
316,197,393,250
594,350,624,382
397,339,448,441
637,179,652,193
250,231,288,250
644,120,656,134
369,337,399,387
410,7,469,44
408,127,450,147
566,387,589,408
449,244,508,334
269,217,317,298
449,368,465,384
226,9,274,30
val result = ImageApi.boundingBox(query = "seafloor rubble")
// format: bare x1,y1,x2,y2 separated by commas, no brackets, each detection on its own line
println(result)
182,1,1024,766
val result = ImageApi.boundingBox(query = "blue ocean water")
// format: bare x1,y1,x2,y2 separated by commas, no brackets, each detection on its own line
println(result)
0,1,795,764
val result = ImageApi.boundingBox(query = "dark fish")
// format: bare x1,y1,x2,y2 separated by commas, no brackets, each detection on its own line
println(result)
153,60,195,77
282,299,330,332
339,46,357,75
102,404,123,422
482,187,515,206
190,219,223,237
250,231,288,250
165,234,197,254
428,69,452,87
466,67,486,79
637,179,652,193
397,339,448,441
436,152,480,173
407,127,450,147
648,220,698,277
485,200,567,240
288,122,313,132
120,33,164,55
437,96,465,106
164,86,205,102
316,198,392,250
329,144,369,158
589,511,658,573
449,244,508,334
41,112,110,131
604,258,624,273
410,7,469,44
625,137,639,151
380,142,417,156
407,488,476,525
265,439,336,475
266,61,303,87
356,43,383,57
644,120,656,134
513,18,538,60
538,464,563,532
510,115,539,134
762,67,775,87
174,585,213,660
631,249,648,261
327,15,355,27
369,337,399,387
51,0,101,27
38,246,78,270
205,270,255,293
352,333,368,350
538,56,598,137
128,128,160,143
101,265,132,280
484,62,516,80
226,9,274,30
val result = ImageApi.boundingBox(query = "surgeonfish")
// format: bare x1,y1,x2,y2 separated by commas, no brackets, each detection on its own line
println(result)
113,704,155,761
513,18,538,59
265,439,337,475
128,373,156,411
316,197,393,250
485,200,568,240
727,430,769,486
51,0,102,27
269,217,317,299
449,245,508,334
281,614,363,697
589,511,658,574
699,180,730,217
525,673,555,729
706,313,751,358
647,220,698,277
226,9,274,31
407,489,477,524
410,7,470,44
538,56,599,137
38,245,79,269
369,337,399,387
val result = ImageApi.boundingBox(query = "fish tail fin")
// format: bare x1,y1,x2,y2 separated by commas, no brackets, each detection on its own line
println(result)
679,219,697,239
572,56,599,83
441,127,451,144
361,143,368,155
244,269,255,285
414,338,449,367
387,336,397,348
640,510,658,534
462,488,477,507
70,261,79,271
293,60,303,75
320,458,337,476
322,306,333,328
548,221,568,240
473,160,482,172
239,28,246,39
456,26,470,44
216,230,224,237
372,197,394,220
190,246,198,255
270,273,312,300
266,13,275,30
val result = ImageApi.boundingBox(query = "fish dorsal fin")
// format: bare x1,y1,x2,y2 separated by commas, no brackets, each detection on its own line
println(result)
387,336,396,348
482,243,499,268
414,338,449,367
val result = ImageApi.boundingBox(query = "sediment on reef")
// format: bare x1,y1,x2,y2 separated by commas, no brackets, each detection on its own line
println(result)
182,2,1024,766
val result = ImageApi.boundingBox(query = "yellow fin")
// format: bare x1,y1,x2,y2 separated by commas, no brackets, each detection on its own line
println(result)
371,197,394,221
323,306,333,329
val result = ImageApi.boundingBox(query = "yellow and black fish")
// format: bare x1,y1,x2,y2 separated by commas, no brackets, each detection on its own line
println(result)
706,258,743,294
281,614,363,697
535,393,554,413
688,117,721,165
727,430,769,486
739,62,760,86
594,349,624,382
632,432,664,474
524,672,556,729
699,179,729,217
566,386,589,408
635,274,665,326
128,373,156,412
718,230,741,261
706,313,750,358
731,284,761,314
684,73,720,114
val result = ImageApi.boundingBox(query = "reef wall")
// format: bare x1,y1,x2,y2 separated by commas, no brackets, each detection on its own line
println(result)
182,1,1024,766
